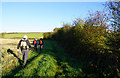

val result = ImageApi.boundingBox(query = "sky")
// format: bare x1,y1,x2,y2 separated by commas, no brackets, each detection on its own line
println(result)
1,1,107,33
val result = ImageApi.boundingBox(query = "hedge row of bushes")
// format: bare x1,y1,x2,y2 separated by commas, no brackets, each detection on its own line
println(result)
44,18,120,77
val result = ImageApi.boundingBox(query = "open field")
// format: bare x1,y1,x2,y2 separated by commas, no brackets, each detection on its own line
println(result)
0,33,44,39
1,38,22,75
1,38,37,76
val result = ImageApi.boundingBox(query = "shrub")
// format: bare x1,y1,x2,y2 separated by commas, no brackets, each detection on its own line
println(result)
43,11,120,77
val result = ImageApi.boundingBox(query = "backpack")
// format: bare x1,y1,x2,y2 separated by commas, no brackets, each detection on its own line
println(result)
20,40,27,49
40,40,43,44
34,40,37,44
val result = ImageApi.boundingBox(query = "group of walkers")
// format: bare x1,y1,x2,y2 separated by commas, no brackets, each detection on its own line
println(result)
33,38,43,51
17,35,43,67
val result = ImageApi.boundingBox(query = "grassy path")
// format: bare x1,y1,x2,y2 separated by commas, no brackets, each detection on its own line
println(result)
3,40,85,77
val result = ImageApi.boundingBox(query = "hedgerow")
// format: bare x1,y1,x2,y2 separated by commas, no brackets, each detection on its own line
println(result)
44,12,120,77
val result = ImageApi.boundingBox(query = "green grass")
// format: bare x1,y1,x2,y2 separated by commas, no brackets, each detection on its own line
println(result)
1,33,44,39
2,40,85,77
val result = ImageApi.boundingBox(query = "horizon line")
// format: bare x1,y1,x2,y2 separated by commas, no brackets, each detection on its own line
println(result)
0,31,52,33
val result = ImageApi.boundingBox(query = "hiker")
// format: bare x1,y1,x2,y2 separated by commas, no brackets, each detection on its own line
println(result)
33,38,38,51
39,38,43,51
17,35,31,67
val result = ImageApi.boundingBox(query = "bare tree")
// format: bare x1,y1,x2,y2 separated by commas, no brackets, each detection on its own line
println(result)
105,0,120,31
85,10,109,28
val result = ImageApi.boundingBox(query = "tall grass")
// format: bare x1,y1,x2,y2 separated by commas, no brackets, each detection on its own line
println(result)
2,40,85,77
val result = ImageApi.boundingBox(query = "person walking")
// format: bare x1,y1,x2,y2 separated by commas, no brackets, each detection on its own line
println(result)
17,35,31,67
33,38,38,51
39,38,43,51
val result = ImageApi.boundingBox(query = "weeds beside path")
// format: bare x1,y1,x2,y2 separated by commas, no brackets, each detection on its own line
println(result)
2,40,85,77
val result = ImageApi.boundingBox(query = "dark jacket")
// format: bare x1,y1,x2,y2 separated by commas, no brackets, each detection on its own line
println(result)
17,39,31,50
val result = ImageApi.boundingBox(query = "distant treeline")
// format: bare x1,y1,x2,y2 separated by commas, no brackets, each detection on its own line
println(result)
44,11,120,77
